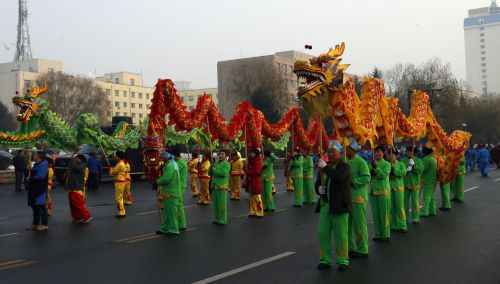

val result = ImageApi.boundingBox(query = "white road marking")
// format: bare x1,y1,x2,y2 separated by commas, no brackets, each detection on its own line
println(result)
464,186,480,192
193,251,296,284
494,178,500,182
0,233,18,238
135,204,197,216
0,217,8,220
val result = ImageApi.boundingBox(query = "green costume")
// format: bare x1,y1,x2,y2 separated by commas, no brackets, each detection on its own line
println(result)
347,154,371,255
156,160,181,235
261,153,277,211
452,157,466,202
303,155,315,204
390,161,407,231
421,154,437,217
289,156,304,206
211,160,230,224
369,159,391,239
402,156,424,223
440,182,451,209
176,158,188,229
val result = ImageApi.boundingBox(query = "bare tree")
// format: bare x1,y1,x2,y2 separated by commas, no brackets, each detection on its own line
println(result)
227,61,289,123
36,72,109,126
0,100,17,131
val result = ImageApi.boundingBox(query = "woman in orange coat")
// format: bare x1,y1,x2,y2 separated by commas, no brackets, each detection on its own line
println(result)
246,148,264,218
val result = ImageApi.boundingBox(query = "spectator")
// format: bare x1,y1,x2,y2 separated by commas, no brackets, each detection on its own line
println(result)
87,152,102,190
26,151,49,231
12,150,25,192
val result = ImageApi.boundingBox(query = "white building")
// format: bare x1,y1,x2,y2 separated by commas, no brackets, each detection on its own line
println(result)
464,1,500,96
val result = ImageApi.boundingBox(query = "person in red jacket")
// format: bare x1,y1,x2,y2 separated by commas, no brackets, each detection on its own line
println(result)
246,148,264,218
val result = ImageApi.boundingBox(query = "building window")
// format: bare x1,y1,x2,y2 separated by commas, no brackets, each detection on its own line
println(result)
106,101,111,107
481,51,486,55
139,113,143,118
123,112,128,116
188,96,194,102
146,93,150,99
480,45,485,49
480,33,484,37
115,102,119,107
483,88,487,93
24,80,32,88
482,75,487,79
481,57,486,61
132,113,136,118
188,106,194,111
139,104,143,109
115,78,119,84
146,104,150,108
480,39,485,43
123,102,127,107
478,18,484,25
482,81,487,86
138,93,143,99
131,92,135,98
115,112,119,116
482,63,487,67
131,103,135,108
123,91,127,97
114,90,119,96
482,69,486,73
106,89,111,95
480,27,484,31
130,79,135,86
107,111,111,116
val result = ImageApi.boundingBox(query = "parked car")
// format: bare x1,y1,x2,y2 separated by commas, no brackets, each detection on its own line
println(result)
0,150,13,170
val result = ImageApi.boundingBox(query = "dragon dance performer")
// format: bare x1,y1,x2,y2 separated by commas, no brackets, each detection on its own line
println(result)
303,150,316,204
369,146,391,242
465,146,476,172
477,144,491,177
262,150,277,212
284,150,294,191
26,151,49,231
211,150,230,225
46,158,55,216
439,155,452,212
229,150,244,200
247,148,264,218
402,146,424,224
188,152,200,197
389,149,407,233
197,152,211,205
172,146,188,230
156,150,182,235
420,147,438,217
451,156,467,203
290,148,304,207
345,139,371,258
315,140,352,271
65,154,92,224
110,151,128,218
124,158,133,206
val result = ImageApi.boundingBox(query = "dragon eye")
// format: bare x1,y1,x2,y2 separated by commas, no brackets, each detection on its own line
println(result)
318,62,323,68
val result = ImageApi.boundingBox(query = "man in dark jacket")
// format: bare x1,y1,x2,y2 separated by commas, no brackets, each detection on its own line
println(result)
26,151,49,231
315,140,352,271
87,152,102,190
13,150,26,191
65,154,92,224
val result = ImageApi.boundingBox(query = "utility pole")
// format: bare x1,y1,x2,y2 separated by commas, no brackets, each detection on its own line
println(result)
14,0,33,62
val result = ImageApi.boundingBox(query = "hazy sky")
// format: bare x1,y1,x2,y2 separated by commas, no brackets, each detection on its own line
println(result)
0,0,489,89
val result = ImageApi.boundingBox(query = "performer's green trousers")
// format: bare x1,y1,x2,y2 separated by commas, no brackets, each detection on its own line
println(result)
421,183,436,216
293,178,303,206
369,194,390,239
212,189,228,224
440,183,451,209
303,178,315,204
404,188,420,223
348,203,368,254
318,200,349,266
452,174,465,201
177,198,187,229
262,180,275,211
160,198,180,234
390,191,407,231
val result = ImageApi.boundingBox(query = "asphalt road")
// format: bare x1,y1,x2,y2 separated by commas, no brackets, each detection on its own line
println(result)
0,168,499,284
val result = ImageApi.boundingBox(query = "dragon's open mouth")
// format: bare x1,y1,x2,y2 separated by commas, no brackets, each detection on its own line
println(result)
143,143,163,166
14,99,34,122
295,70,326,96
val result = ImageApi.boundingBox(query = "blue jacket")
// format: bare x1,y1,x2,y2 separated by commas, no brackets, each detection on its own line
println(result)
87,156,102,174
478,148,490,162
29,159,48,206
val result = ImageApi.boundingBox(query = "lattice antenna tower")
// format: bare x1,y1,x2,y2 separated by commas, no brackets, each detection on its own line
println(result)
14,0,32,62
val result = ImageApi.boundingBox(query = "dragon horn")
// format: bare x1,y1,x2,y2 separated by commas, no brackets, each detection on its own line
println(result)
326,42,346,58
30,83,48,98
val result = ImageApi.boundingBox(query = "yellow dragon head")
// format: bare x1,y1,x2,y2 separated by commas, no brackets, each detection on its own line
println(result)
293,42,350,116
12,84,48,123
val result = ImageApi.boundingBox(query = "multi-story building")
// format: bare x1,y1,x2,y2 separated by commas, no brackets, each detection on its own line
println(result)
217,50,313,118
464,0,500,95
178,88,219,111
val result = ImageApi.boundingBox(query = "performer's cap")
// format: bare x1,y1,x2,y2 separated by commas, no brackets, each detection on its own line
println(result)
328,140,342,152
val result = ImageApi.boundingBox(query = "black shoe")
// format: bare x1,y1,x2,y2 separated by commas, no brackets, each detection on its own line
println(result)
180,227,188,230
412,221,420,224
270,209,275,212
155,230,164,235
372,237,382,242
380,237,390,242
115,215,126,219
351,252,369,259
82,216,93,224
429,214,436,217
264,209,271,212
397,229,407,234
337,264,349,271
439,207,451,211
72,219,83,224
292,204,302,208
316,263,331,270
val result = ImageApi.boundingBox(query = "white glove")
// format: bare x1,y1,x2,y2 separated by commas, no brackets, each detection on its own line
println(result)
407,166,413,172
318,159,327,169
319,185,326,195
409,159,415,166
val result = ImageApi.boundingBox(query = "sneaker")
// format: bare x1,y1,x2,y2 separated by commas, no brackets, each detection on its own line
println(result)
72,219,83,224
26,225,39,230
380,237,390,242
316,263,331,270
82,216,93,223
337,264,349,271
36,225,49,231
351,252,369,258
292,204,302,208
115,215,126,219
372,237,382,242
412,221,420,225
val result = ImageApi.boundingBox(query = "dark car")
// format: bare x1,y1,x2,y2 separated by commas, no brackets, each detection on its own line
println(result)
0,150,13,170
55,144,144,185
